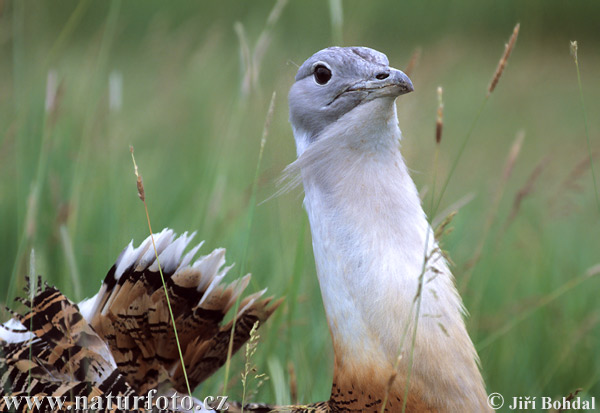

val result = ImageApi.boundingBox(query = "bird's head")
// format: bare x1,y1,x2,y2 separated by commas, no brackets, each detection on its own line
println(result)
289,46,413,155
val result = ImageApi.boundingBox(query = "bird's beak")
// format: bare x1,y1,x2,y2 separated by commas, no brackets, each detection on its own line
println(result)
347,68,414,98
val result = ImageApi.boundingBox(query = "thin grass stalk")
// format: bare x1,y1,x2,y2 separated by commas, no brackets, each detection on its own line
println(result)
238,0,287,97
550,152,599,210
460,131,525,291
59,224,82,300
432,23,519,218
8,0,90,308
27,250,35,399
252,0,288,91
68,0,121,236
286,217,307,360
254,214,307,391
241,321,261,412
404,48,421,78
431,193,475,229
44,0,92,67
431,100,487,218
130,147,193,398
235,22,252,97
400,230,433,413
328,0,343,45
6,70,58,309
106,70,123,258
428,87,443,216
223,92,276,394
381,228,433,413
288,361,298,405
570,41,600,214
503,155,550,231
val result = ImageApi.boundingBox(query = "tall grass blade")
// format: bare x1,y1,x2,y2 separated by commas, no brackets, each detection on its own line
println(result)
129,147,193,398
328,0,343,45
59,224,82,300
223,92,277,394
460,131,525,290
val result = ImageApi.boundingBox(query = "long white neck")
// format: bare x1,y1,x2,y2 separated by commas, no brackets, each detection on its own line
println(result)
292,98,490,411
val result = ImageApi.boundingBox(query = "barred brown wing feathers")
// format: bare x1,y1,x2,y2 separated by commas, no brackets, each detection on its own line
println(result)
1,229,281,410
0,283,136,411
12,284,116,385
85,231,282,394
175,296,283,391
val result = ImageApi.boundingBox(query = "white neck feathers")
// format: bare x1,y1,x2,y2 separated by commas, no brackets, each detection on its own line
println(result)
289,98,490,411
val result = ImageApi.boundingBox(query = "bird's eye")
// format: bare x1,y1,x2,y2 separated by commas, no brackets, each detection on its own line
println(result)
314,65,332,85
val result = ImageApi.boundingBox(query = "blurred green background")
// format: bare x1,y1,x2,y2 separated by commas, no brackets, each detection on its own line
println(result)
1,0,599,408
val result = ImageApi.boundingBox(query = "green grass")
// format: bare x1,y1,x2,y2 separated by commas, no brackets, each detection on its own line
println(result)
1,1,599,408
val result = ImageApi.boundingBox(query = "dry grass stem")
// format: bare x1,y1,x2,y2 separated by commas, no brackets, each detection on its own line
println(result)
488,23,520,96
561,152,598,193
570,40,578,59
432,192,475,228
550,151,599,214
504,155,550,230
241,321,264,411
428,86,443,215
129,146,145,201
129,146,192,399
328,0,343,45
45,69,66,126
237,0,288,96
234,22,253,96
556,389,582,413
570,39,600,213
463,131,525,277
59,225,82,300
431,25,520,217
434,211,457,241
288,362,298,404
224,92,276,393
404,47,421,78
435,86,443,144
380,355,402,413
500,130,526,184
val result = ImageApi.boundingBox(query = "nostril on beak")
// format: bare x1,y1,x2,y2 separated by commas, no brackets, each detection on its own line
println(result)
375,72,389,80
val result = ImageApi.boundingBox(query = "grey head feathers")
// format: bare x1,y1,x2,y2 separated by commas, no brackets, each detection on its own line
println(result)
288,46,414,154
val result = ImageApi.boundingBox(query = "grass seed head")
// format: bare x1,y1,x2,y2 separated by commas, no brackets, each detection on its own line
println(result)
436,86,444,144
129,146,146,201
488,23,520,96
404,47,421,78
570,40,578,60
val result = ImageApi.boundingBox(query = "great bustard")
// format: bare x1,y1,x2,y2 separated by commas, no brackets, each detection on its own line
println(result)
285,47,490,412
0,45,491,413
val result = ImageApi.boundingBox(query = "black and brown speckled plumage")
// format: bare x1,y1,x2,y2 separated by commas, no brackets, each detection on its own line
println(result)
1,230,281,411
0,281,135,412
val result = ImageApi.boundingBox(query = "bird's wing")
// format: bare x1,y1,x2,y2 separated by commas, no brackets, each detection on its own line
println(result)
1,229,282,408
0,281,136,411
85,230,282,394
